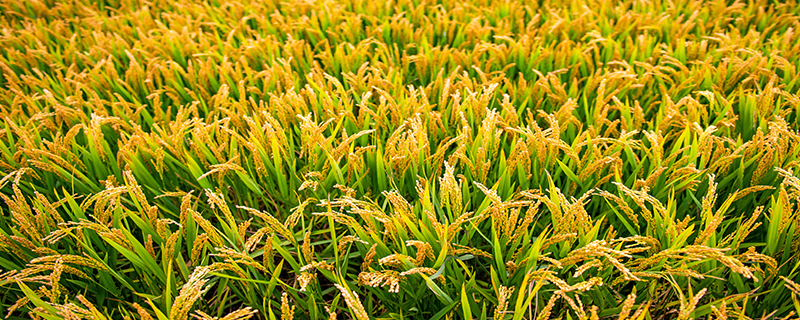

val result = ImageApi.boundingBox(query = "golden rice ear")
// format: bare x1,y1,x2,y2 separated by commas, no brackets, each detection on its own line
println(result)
171,267,211,320
493,285,515,320
335,284,370,320
280,292,295,320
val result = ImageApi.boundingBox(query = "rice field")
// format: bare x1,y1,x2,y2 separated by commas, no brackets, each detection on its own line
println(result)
1,0,800,319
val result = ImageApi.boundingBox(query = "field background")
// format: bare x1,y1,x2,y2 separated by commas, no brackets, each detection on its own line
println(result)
1,0,800,319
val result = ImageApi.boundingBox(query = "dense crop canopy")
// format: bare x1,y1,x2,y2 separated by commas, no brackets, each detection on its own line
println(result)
1,0,800,319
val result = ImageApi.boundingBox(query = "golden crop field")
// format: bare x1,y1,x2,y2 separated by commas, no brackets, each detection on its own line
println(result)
1,0,800,319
